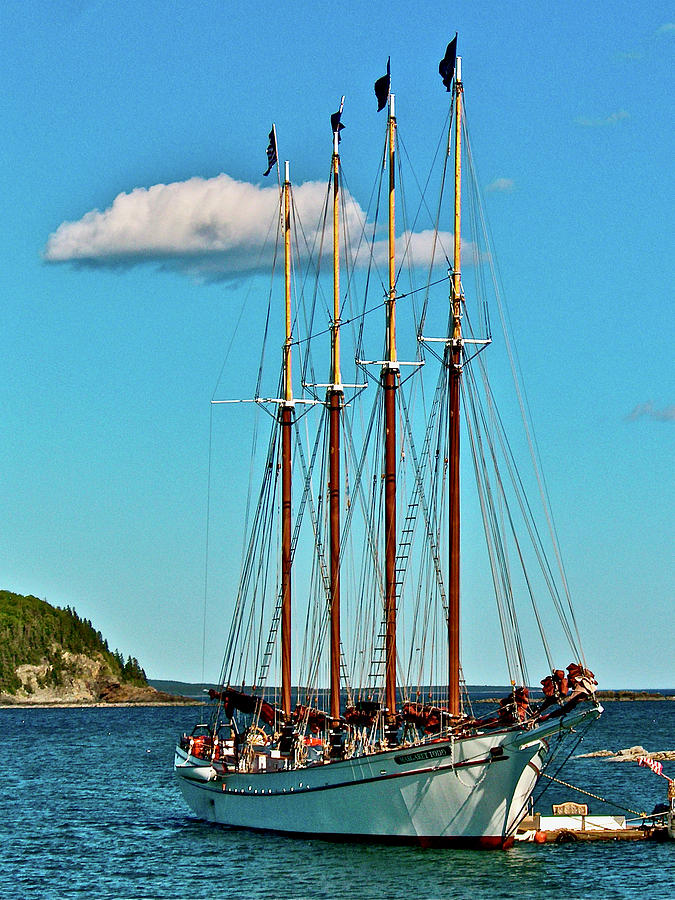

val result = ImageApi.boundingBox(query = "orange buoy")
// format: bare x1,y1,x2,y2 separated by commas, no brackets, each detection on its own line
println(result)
534,830,547,844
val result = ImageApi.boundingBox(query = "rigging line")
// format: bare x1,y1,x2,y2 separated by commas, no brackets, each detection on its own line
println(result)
418,94,455,334
298,547,323,701
254,257,277,402
465,361,557,676
396,127,453,290
390,148,446,353
539,773,648,818
394,161,439,365
241,415,281,684
219,420,278,686
340,164,378,298
340,391,385,691
397,373,448,610
342,389,385,598
288,184,310,362
533,722,649,820
343,132,388,279
463,308,578,652
339,167,373,385
503,728,585,840
245,406,261,546
473,356,581,655
255,430,286,693
294,167,331,301
293,277,448,351
362,421,387,693
281,184,321,398
418,167,450,341
459,107,490,339
398,113,452,250
200,402,215,686
298,177,332,390
462,369,525,683
294,410,331,601
356,127,389,352
290,410,357,701
259,405,327,692
294,297,385,347
404,518,444,689
473,175,586,661
211,201,280,403
344,146,387,361
467,334,520,656
400,276,450,300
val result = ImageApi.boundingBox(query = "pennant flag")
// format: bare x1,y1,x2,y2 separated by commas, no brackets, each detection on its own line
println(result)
439,34,458,91
331,108,345,143
638,756,664,777
263,127,277,176
374,57,391,112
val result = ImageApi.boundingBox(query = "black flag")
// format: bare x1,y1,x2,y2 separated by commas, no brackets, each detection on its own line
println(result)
331,109,345,142
374,57,391,112
263,127,277,176
439,34,457,91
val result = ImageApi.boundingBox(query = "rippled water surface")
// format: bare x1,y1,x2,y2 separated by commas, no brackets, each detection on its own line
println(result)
4,702,673,899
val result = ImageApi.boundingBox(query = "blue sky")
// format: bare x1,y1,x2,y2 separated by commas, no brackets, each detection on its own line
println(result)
1,1,672,688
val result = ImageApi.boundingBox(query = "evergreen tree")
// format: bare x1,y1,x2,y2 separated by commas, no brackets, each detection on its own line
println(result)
0,590,149,693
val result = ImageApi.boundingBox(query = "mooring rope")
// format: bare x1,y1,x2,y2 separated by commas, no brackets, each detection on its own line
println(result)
539,772,646,817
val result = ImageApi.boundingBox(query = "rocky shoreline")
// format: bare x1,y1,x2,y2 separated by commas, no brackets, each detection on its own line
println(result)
0,689,201,708
595,690,674,701
0,699,200,708
576,745,675,761
0,651,201,708
0,670,199,708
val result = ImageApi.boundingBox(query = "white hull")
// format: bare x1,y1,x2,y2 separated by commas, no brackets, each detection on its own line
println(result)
174,705,600,846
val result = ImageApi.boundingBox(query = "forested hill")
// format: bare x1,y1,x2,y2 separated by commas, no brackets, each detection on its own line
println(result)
0,590,172,704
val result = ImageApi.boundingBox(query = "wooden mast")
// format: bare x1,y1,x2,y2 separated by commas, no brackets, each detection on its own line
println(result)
448,59,463,717
328,108,344,725
281,160,293,718
383,93,398,726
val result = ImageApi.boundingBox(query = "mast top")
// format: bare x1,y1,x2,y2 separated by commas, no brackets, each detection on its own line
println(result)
333,95,345,155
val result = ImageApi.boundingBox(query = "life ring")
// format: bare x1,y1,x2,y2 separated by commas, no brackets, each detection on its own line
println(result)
554,829,578,843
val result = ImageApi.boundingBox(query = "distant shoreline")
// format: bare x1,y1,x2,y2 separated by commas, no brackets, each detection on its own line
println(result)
473,691,674,703
1,689,672,710
0,699,202,709
595,690,674,701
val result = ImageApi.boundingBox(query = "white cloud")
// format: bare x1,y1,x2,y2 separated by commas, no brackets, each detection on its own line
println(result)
626,402,675,422
575,109,629,128
486,178,515,194
45,174,347,280
44,173,461,282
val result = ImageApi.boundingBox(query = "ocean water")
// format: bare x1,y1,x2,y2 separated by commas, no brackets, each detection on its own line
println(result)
4,702,673,899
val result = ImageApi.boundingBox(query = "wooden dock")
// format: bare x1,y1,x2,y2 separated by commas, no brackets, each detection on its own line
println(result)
532,826,669,843
515,810,670,843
